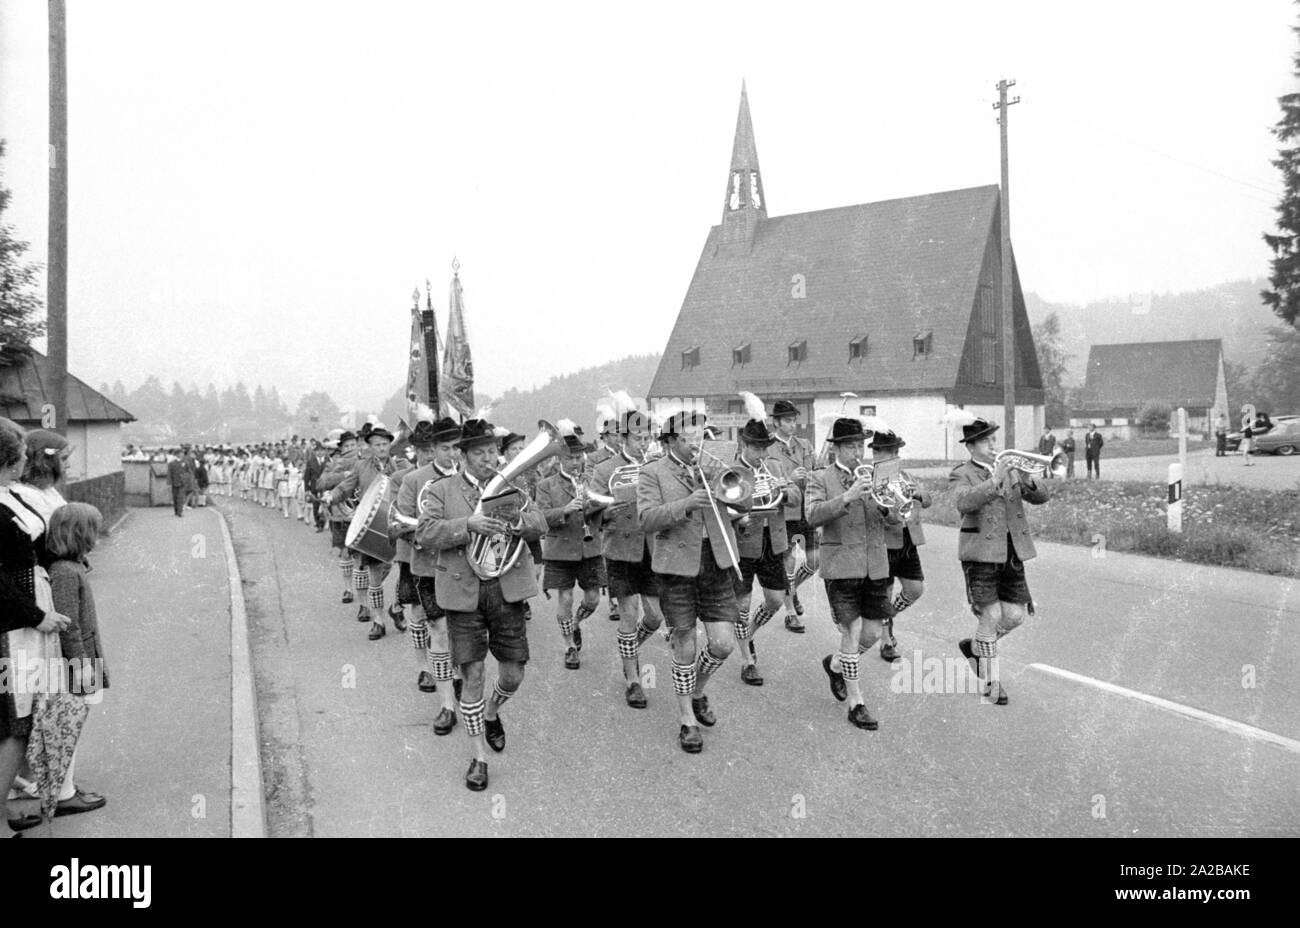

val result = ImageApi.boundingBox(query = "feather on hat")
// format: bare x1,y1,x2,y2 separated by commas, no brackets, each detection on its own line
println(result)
739,391,767,423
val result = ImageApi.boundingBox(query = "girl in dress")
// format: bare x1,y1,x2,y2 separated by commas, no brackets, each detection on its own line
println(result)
276,456,292,517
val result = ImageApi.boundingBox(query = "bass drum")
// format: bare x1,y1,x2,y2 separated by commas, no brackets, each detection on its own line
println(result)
345,475,398,563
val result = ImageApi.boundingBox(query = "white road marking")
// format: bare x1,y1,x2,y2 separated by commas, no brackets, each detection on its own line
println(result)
1027,663,1300,756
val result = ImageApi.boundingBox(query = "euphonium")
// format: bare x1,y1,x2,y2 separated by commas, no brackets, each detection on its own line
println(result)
467,420,562,580
993,448,1068,479
607,461,642,495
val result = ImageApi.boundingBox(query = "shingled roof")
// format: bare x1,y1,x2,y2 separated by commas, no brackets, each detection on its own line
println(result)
1079,339,1223,410
649,184,1003,398
0,350,135,422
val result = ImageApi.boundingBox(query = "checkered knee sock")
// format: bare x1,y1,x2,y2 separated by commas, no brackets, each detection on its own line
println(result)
733,621,750,642
892,591,915,615
575,602,596,623
557,615,574,639
367,586,384,611
634,619,654,647
354,568,369,593
752,603,775,630
409,619,430,650
490,681,516,711
617,631,639,660
839,651,860,681
696,646,726,680
429,651,453,682
793,564,815,586
340,557,354,587
671,660,696,696
460,698,486,737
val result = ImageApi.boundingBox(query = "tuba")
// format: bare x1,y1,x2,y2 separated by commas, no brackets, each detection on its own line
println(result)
467,420,563,580
993,448,1068,479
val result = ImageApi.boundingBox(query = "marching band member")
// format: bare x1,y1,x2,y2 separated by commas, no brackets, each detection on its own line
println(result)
869,427,931,662
323,423,412,641
589,407,621,624
768,399,818,633
320,431,358,603
587,393,663,708
807,417,900,731
415,418,547,792
730,393,800,687
399,418,462,734
638,410,742,754
534,420,604,670
947,412,1049,706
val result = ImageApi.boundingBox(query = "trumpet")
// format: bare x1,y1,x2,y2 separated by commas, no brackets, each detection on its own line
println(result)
564,467,614,542
993,448,1068,479
847,459,914,515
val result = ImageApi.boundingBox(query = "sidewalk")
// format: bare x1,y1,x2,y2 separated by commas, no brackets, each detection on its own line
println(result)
15,505,235,837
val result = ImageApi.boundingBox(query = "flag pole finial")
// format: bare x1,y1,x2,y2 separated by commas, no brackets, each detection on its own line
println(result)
451,256,460,276
412,287,420,307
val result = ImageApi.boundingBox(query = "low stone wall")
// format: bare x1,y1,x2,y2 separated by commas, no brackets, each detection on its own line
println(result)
66,471,126,526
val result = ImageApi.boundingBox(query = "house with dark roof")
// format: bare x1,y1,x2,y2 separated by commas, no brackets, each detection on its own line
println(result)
1072,339,1227,439
0,349,135,518
647,84,1044,459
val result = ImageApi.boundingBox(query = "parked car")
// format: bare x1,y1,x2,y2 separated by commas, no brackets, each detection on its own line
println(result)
1225,415,1300,454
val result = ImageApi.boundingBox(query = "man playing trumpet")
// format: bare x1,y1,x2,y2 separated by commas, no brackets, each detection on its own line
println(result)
807,417,900,731
535,420,604,670
730,393,800,687
588,395,664,708
868,426,931,662
946,411,1050,706
638,409,744,754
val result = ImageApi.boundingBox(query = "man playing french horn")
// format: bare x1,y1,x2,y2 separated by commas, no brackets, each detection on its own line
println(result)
638,409,746,754
535,420,605,671
587,394,664,709
946,411,1050,706
730,393,800,687
807,416,900,731
396,417,462,734
416,417,548,792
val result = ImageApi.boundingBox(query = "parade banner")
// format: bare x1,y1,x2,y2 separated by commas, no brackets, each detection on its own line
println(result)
404,285,441,425
441,266,475,419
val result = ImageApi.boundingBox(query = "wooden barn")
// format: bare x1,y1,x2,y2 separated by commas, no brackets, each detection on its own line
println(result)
647,84,1044,459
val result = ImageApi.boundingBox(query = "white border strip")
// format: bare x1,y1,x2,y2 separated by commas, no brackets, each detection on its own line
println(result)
1028,663,1300,756
214,507,268,837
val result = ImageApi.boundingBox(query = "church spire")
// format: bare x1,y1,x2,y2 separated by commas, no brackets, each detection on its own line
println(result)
721,81,766,246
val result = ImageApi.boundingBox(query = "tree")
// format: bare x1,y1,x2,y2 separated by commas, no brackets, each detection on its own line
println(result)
1249,326,1300,412
1032,312,1071,426
0,141,48,367
1263,20,1300,327
293,390,342,437
200,384,223,439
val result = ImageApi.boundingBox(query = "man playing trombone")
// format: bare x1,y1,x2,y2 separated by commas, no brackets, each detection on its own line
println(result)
946,411,1050,706
638,409,745,754
807,416,900,731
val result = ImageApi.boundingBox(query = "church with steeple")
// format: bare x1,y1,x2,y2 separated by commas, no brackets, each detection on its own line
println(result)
648,83,1045,459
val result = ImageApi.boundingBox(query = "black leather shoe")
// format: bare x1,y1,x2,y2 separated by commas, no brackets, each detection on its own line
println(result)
958,638,984,681
848,704,879,730
341,590,354,604
691,695,716,727
793,592,804,616
740,664,764,686
679,725,703,753
609,605,620,622
573,624,582,650
785,613,805,633
453,678,463,701
356,606,369,622
465,759,488,791
625,681,647,708
822,654,847,702
7,813,42,832
368,622,386,640
484,716,505,753
564,647,580,670
523,601,532,621
984,682,1009,706
417,671,437,693
389,605,407,632
433,707,457,735
879,640,900,662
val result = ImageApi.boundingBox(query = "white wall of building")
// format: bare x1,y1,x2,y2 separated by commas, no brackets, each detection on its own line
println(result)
65,421,124,481
811,393,951,459
959,403,1045,453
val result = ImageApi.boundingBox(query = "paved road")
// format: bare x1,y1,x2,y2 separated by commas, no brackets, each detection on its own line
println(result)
16,506,233,838
218,496,1300,837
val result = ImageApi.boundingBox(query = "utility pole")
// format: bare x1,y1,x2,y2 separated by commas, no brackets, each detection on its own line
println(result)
993,78,1019,448
48,0,69,437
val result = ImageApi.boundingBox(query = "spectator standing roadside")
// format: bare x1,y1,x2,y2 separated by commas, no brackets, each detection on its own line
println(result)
1084,425,1104,479
167,452,186,517
1214,414,1228,457
1062,430,1076,478
1242,424,1255,466
1037,428,1055,456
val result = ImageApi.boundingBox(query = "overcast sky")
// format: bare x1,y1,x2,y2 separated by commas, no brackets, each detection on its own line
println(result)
0,0,1293,412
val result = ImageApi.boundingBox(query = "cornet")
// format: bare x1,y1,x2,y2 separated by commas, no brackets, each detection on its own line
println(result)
993,448,1068,479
